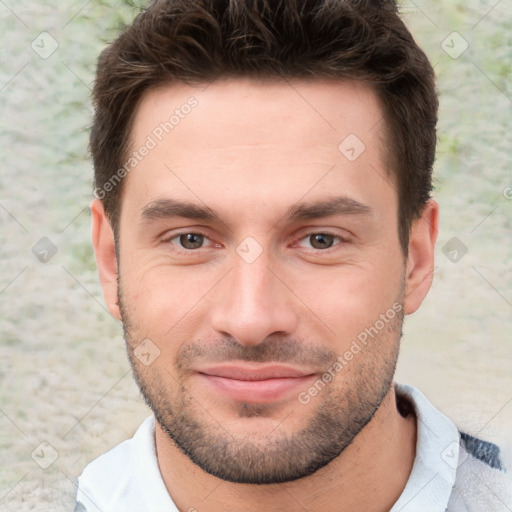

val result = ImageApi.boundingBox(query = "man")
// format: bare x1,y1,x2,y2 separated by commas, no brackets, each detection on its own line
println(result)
74,0,510,510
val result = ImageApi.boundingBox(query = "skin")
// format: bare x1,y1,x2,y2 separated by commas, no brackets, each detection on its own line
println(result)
91,77,439,512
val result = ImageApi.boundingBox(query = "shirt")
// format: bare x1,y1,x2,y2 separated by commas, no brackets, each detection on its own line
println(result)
73,384,511,511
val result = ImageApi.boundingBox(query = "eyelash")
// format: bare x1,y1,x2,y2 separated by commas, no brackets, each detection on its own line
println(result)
164,231,218,252
295,232,349,251
163,230,349,253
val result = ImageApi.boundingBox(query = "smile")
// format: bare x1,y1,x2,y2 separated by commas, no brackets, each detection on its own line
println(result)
196,364,317,403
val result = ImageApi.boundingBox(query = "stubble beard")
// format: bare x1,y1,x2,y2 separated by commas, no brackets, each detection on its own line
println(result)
118,282,404,485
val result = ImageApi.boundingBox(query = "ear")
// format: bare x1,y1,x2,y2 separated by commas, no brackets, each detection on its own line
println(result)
90,199,121,320
404,199,439,315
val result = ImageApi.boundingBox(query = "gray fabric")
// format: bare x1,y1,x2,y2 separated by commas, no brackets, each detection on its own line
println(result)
446,436,511,512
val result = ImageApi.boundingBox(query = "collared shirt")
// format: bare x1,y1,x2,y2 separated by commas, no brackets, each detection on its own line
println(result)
74,384,511,511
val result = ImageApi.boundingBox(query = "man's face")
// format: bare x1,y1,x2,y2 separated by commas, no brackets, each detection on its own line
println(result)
101,78,425,483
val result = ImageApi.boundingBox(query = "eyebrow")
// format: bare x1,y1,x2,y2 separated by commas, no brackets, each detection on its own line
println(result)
141,199,217,222
285,196,373,221
140,196,373,225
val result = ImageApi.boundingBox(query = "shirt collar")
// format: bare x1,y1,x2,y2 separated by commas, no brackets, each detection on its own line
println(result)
390,383,459,512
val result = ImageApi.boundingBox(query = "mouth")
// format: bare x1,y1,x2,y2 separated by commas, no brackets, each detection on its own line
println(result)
195,363,318,403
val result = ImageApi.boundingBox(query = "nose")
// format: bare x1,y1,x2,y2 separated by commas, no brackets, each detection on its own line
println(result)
210,249,298,346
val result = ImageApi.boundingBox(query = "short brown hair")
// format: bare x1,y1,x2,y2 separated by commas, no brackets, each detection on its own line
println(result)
91,0,438,253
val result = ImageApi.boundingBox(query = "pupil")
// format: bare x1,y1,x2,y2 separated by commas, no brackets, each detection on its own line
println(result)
181,233,203,249
311,234,333,249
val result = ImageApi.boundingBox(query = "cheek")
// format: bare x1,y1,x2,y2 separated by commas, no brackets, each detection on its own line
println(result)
294,259,403,345
122,262,220,339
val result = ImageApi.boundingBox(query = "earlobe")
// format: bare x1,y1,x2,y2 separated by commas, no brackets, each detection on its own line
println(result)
90,199,122,320
403,199,439,315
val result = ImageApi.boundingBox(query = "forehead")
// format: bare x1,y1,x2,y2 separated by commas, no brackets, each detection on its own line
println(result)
132,77,386,152
123,77,394,222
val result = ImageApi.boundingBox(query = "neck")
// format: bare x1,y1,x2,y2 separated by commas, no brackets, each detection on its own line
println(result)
155,384,417,512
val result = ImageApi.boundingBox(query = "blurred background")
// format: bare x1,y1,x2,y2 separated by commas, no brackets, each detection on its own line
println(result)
0,0,511,509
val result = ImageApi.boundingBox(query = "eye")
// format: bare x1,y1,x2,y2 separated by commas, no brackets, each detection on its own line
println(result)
167,232,213,250
298,232,345,250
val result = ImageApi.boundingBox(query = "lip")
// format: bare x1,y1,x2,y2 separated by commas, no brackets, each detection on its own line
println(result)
196,364,317,403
